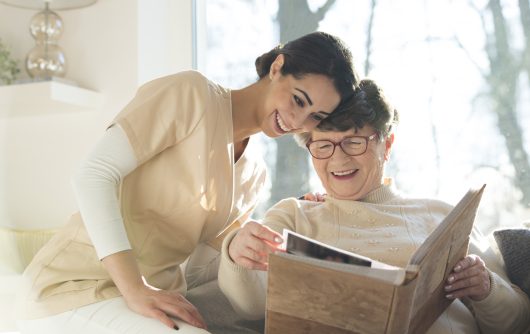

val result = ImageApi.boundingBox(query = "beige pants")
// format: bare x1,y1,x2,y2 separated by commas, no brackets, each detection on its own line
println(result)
17,297,211,334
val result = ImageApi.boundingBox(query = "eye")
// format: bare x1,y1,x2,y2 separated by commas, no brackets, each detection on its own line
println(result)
294,95,305,108
343,138,363,147
316,142,332,150
309,113,326,122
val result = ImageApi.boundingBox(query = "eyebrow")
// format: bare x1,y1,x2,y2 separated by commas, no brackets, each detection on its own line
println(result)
295,88,313,106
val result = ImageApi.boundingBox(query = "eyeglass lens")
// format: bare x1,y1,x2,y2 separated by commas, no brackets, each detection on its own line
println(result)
308,137,367,158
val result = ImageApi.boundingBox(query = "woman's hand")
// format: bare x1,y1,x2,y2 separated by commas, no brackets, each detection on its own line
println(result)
123,282,207,330
444,254,491,301
298,192,326,202
102,250,206,329
228,221,283,271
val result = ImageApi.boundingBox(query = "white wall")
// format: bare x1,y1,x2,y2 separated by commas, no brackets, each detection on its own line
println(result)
138,0,194,85
0,0,194,230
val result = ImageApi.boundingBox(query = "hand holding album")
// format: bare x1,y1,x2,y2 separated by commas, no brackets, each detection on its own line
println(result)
228,221,283,271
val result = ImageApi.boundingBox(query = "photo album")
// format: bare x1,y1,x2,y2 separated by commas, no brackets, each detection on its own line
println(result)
266,185,486,334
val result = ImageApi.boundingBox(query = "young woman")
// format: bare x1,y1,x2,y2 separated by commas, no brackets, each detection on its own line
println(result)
16,32,360,334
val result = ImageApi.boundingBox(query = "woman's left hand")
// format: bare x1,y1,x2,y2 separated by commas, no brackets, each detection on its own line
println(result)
444,254,491,301
298,192,326,202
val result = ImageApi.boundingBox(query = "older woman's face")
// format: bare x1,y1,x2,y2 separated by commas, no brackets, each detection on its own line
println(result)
310,126,393,200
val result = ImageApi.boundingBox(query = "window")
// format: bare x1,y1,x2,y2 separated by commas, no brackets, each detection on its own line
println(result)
197,0,530,233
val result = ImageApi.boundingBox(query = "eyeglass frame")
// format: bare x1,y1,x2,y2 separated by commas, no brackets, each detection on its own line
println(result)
305,133,379,159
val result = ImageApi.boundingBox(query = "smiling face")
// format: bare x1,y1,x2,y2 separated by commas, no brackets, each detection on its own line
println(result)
310,126,394,200
260,55,341,138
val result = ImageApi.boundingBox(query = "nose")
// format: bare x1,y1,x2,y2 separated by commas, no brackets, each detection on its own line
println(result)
299,110,323,131
330,143,351,161
289,111,308,131
289,106,320,131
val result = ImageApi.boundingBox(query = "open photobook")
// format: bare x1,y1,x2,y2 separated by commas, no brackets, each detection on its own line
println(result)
282,229,407,285
265,185,486,334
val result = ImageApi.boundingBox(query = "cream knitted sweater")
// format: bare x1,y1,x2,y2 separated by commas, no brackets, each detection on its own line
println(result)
218,184,530,334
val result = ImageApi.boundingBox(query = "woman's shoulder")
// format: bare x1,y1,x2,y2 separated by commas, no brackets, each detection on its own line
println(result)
125,71,231,118
388,192,454,215
267,197,329,220
416,197,453,210
141,70,207,89
165,70,214,86
264,197,314,214
263,197,327,233
136,70,224,97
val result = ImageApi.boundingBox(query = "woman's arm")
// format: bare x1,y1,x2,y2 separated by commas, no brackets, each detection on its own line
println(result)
450,228,530,333
72,125,206,329
218,198,301,320
218,227,271,320
102,250,206,329
471,269,530,334
71,125,136,258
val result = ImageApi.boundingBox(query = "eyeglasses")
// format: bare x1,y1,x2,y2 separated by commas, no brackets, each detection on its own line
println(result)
306,133,379,159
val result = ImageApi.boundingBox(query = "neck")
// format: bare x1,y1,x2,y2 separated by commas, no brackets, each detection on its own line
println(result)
231,78,268,143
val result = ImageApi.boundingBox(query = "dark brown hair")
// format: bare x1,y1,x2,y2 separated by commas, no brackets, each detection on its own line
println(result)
255,31,359,102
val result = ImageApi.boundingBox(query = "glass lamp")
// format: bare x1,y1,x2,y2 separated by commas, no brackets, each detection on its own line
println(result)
0,0,97,80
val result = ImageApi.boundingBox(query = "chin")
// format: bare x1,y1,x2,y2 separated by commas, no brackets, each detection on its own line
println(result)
261,123,281,138
331,189,365,201
329,192,350,200
265,130,282,138
338,195,361,201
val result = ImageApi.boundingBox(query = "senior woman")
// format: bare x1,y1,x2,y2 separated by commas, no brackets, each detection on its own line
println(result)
217,79,530,333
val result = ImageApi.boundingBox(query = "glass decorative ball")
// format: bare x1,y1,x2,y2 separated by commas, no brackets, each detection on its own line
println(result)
26,43,67,78
29,8,63,41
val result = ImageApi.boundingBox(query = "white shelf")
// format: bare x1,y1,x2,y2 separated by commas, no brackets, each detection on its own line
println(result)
0,80,103,117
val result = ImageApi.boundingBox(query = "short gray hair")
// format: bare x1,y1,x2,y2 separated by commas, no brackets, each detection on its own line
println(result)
294,132,312,148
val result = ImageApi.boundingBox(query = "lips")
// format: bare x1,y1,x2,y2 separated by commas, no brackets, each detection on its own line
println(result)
275,111,291,133
331,169,358,179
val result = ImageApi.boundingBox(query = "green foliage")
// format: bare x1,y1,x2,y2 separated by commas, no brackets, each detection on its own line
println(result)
0,38,20,85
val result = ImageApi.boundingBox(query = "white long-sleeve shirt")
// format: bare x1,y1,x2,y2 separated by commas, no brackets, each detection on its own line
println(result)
71,125,137,259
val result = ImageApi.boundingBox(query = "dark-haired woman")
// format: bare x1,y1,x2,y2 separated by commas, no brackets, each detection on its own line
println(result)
16,32,359,334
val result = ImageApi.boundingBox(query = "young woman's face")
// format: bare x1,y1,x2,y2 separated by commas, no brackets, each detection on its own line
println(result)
260,56,341,138
310,126,393,200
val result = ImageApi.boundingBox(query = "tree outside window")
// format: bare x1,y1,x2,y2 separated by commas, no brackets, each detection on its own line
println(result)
199,0,530,234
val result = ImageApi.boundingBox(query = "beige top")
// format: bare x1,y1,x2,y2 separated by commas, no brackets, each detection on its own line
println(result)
19,70,267,319
218,184,530,334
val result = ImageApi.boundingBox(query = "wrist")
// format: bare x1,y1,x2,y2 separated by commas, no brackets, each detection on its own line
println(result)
118,275,148,298
101,250,146,297
223,229,240,263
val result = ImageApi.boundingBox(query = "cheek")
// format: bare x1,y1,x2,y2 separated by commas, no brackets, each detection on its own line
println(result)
302,118,320,131
376,153,385,168
266,87,285,109
361,150,385,172
313,160,328,180
275,87,291,106
370,154,386,179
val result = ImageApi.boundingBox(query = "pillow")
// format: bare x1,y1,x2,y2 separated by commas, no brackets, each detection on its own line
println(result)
493,228,530,298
